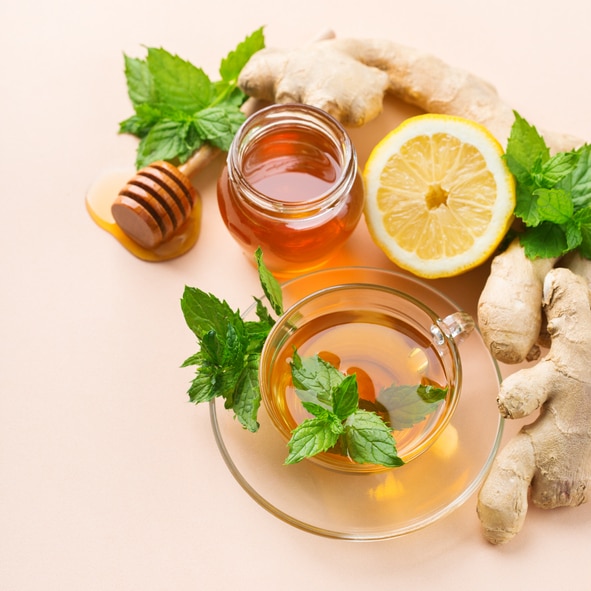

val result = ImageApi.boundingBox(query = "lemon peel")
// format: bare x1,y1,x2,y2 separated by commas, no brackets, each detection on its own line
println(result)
363,114,515,278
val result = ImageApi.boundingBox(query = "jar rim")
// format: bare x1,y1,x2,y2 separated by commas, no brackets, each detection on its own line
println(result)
227,103,358,216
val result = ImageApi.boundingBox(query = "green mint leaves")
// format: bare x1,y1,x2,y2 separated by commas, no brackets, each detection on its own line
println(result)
505,111,591,259
377,384,448,429
286,351,404,467
255,248,283,315
120,28,265,169
180,248,281,432
180,247,447,469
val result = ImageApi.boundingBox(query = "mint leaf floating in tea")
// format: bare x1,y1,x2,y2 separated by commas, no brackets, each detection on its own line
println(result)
377,384,448,430
180,248,282,432
290,350,348,409
285,351,403,468
285,409,345,465
344,410,404,467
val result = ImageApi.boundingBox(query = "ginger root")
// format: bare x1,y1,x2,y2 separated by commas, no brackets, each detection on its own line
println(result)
238,32,582,151
477,267,591,544
477,239,558,364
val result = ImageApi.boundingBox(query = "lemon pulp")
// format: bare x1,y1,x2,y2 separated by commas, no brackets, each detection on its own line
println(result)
364,114,515,278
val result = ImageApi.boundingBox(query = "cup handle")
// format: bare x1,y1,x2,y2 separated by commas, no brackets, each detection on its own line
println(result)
430,312,475,347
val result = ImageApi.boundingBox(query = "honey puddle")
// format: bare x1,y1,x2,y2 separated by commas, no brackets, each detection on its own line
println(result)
85,168,201,262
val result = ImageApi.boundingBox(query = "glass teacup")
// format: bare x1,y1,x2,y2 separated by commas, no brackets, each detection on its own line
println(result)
259,280,473,473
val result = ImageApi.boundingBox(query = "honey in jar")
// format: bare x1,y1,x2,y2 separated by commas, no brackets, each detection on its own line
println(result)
217,103,365,275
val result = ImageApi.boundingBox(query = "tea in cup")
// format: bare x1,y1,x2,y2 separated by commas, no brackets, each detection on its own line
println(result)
259,282,473,473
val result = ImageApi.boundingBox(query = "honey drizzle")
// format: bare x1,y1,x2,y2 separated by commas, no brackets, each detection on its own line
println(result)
85,168,201,262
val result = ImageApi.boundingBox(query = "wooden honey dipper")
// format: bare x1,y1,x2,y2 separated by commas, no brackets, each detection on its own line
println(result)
110,144,219,250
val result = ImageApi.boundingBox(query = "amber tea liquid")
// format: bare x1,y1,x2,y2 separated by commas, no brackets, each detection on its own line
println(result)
267,308,451,466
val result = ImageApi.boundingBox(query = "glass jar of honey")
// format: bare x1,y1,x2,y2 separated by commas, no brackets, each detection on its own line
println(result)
217,103,365,275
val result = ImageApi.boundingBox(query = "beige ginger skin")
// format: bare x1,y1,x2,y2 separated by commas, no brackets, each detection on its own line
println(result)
238,32,591,543
238,32,581,151
477,268,591,544
477,239,558,364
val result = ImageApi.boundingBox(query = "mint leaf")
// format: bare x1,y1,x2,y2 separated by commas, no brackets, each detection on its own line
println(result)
519,222,569,258
332,374,359,420
290,352,344,408
219,27,265,84
285,415,343,464
123,54,156,107
514,183,542,227
575,206,591,258
563,218,583,252
184,357,218,403
199,325,247,407
180,249,280,433
534,151,579,188
119,103,167,139
505,112,549,185
147,47,213,113
559,144,591,209
301,401,333,417
244,314,273,354
232,356,261,431
534,188,574,224
253,297,275,326
378,384,443,429
136,119,197,168
180,286,240,339
286,352,404,467
255,247,283,315
180,287,252,423
417,384,449,404
343,410,403,467
193,105,245,152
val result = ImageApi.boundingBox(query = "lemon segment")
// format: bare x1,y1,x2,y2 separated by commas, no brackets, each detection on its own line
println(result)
363,114,515,278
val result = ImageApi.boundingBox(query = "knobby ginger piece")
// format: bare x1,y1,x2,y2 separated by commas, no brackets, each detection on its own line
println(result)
238,43,390,126
477,267,591,544
477,239,557,364
238,33,583,152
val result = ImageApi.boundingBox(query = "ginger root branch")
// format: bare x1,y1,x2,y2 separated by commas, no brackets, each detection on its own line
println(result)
477,268,591,544
238,32,583,151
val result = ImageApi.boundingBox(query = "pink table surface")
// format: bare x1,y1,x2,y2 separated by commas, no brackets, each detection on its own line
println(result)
2,1,591,589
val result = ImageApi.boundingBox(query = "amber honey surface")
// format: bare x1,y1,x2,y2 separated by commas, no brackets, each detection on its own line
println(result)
218,111,364,275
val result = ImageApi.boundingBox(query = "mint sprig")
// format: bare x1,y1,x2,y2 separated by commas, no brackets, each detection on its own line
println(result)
180,247,281,432
286,351,404,467
505,111,591,259
120,28,265,168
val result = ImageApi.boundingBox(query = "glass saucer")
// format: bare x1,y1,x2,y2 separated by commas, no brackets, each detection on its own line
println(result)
209,267,503,540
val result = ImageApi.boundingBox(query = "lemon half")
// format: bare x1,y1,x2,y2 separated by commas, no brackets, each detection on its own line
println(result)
363,114,515,278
